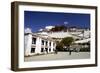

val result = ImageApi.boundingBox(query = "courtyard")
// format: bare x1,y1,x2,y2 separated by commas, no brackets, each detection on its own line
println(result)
25,52,90,62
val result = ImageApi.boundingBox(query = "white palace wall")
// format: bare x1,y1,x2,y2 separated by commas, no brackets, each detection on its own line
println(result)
24,33,56,56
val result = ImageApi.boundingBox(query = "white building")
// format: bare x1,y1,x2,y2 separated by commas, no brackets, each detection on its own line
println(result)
24,28,56,56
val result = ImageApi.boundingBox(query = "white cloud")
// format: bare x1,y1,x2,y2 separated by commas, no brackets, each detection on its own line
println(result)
39,29,43,31
45,26,55,30
25,28,32,33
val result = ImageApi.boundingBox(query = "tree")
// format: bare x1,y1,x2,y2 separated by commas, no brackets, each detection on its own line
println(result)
56,41,63,51
55,37,74,52
61,37,74,55
61,37,74,47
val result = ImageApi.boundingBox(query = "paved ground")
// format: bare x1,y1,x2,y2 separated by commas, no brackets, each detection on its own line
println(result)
24,52,90,62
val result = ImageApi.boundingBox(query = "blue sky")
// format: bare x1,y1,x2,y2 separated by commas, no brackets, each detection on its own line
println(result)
24,11,90,32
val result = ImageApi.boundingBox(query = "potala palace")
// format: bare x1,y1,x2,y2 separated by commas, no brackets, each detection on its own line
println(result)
24,26,90,56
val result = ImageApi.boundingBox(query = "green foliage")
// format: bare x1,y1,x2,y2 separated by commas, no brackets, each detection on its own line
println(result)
56,42,63,51
61,37,74,46
56,37,74,51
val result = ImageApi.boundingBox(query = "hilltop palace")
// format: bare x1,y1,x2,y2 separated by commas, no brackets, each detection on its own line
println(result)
24,26,90,56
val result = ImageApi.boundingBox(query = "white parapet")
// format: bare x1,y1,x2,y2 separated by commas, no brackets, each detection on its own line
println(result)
75,38,90,43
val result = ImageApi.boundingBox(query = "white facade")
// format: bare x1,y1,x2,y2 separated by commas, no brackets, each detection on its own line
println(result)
47,30,90,39
24,33,32,56
24,28,56,56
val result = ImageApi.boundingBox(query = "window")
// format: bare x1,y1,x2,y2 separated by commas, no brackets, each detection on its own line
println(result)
32,38,36,44
41,48,44,52
42,40,44,45
49,48,51,52
45,48,48,53
46,41,48,46
31,48,35,53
